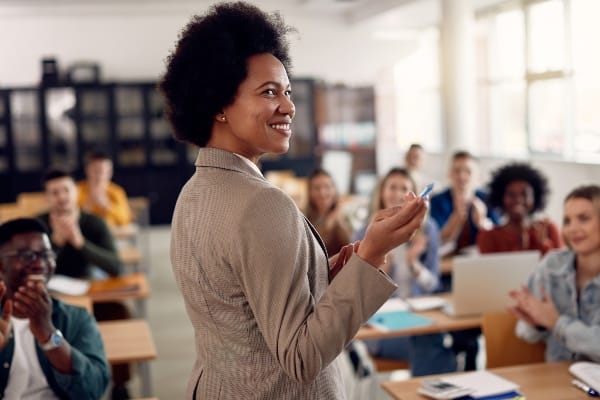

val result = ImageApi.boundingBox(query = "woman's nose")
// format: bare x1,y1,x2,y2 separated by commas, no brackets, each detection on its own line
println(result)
279,96,295,118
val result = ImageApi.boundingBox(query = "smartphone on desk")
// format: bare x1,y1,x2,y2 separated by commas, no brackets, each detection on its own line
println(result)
417,379,474,399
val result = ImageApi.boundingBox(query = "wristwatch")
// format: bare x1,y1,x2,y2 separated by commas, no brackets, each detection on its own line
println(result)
40,329,64,351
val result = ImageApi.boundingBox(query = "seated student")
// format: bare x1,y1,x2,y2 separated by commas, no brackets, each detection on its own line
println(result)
39,168,122,279
353,168,456,376
38,168,130,399
305,168,352,256
403,143,436,193
478,163,563,255
430,151,500,371
0,218,109,399
78,150,132,227
510,184,600,363
430,150,500,256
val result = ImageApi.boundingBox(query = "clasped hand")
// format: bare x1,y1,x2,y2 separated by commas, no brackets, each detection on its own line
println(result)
0,280,54,350
508,285,559,330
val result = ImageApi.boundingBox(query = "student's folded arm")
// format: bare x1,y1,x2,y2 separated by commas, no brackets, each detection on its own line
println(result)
233,188,396,384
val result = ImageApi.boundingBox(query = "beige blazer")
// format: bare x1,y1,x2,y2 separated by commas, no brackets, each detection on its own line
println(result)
170,148,396,399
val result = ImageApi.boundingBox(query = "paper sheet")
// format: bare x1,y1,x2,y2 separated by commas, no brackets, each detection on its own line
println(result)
47,275,90,296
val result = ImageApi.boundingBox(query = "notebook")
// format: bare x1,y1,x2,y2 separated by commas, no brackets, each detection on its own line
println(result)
444,251,540,317
368,298,433,331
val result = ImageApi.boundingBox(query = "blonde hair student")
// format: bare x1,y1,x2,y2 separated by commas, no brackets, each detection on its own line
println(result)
509,184,600,362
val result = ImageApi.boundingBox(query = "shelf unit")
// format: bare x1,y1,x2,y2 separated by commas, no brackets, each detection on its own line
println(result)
0,79,320,223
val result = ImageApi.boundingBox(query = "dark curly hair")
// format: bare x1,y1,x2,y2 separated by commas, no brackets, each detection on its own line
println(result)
158,1,295,147
487,163,549,214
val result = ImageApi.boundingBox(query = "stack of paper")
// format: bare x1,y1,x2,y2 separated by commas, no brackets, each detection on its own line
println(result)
405,296,448,311
47,275,90,296
439,371,520,399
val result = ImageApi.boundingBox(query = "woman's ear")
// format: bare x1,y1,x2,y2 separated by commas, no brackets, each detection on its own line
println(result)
215,113,227,122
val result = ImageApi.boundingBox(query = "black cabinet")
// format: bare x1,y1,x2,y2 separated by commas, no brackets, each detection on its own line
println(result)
0,79,319,223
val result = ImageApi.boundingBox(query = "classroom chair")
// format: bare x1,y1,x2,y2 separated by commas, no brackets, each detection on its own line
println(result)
481,311,546,368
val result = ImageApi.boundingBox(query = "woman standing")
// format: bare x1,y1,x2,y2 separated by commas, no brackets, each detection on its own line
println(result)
305,168,352,257
159,2,428,398
510,185,600,362
478,163,562,254
354,168,456,376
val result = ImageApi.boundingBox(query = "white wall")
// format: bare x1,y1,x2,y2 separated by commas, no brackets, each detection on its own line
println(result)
0,0,416,86
379,147,600,224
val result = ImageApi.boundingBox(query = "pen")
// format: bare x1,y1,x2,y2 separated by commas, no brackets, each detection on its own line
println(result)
419,183,434,198
572,379,600,397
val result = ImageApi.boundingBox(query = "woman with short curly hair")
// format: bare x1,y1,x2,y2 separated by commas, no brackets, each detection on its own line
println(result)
159,2,428,398
477,162,563,254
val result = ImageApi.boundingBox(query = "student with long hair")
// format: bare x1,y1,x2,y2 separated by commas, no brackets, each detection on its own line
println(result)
510,185,600,362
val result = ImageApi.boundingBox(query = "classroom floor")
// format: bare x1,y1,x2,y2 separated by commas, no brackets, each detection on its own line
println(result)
127,226,484,399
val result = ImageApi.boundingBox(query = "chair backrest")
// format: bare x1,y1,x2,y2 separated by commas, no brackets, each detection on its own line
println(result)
17,192,49,216
0,203,27,223
54,295,93,314
482,311,546,368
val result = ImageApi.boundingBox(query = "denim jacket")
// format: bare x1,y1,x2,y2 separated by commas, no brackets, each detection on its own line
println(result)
516,249,600,362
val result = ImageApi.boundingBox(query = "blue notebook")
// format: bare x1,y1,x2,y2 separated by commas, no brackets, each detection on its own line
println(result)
368,310,433,331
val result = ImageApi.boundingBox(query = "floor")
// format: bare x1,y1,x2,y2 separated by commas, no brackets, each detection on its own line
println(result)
127,226,484,399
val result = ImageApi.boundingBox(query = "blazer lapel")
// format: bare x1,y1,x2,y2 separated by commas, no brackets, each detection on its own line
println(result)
303,216,328,260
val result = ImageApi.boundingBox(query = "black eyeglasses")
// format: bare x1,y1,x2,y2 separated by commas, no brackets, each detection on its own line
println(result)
0,249,57,265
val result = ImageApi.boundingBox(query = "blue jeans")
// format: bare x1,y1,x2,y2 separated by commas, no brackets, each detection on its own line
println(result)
366,333,457,377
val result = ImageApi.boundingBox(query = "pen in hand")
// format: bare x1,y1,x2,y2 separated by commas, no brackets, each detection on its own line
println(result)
572,379,600,397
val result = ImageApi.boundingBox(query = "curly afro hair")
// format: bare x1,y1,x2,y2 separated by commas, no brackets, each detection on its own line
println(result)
158,1,295,147
487,163,549,214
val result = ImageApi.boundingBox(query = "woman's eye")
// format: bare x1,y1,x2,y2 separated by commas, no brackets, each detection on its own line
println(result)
264,89,276,95
285,90,292,97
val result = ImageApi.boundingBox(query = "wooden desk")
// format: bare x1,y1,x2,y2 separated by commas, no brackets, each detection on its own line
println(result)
58,295,93,313
55,272,150,317
382,361,587,400
355,297,481,340
99,319,157,397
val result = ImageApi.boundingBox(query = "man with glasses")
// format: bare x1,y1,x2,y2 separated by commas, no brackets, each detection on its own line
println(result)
0,218,109,399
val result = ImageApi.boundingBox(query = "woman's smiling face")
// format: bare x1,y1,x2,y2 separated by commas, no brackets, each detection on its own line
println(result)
218,53,295,164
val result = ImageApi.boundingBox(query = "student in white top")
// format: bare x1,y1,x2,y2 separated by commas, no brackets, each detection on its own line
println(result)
0,218,109,399
353,168,456,376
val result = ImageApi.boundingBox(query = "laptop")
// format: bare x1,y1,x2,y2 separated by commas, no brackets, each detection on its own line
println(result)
444,251,541,317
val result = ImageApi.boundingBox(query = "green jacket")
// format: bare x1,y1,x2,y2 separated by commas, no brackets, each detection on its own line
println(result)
0,298,110,399
38,211,122,278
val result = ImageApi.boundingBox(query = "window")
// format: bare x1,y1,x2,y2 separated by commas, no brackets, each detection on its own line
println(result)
392,28,442,152
476,0,600,163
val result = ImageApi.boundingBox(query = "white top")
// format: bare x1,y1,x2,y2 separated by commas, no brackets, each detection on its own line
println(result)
390,243,437,298
4,317,59,400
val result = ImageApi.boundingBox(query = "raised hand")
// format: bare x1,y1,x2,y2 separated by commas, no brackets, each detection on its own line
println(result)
328,241,359,281
358,192,427,267
0,281,13,350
